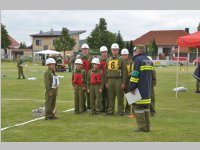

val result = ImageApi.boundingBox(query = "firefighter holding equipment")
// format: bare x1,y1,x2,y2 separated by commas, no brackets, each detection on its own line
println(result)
129,45,153,132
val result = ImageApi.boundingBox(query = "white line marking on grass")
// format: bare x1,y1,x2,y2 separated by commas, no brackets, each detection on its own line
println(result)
0,108,74,131
3,98,73,103
62,108,74,112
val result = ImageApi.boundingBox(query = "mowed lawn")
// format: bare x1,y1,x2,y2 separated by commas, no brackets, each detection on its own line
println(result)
1,61,200,142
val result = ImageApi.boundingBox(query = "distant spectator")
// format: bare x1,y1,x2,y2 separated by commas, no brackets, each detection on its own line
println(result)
16,55,26,79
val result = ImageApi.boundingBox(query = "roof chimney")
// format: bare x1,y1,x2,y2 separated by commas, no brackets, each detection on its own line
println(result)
185,28,189,34
39,30,43,34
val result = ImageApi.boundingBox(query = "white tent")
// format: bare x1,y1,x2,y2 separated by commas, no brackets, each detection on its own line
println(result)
34,50,61,55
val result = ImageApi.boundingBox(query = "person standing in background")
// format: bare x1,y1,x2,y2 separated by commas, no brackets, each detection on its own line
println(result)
16,55,26,79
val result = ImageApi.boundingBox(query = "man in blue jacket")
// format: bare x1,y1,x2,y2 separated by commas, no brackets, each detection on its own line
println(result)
193,63,200,93
129,45,153,132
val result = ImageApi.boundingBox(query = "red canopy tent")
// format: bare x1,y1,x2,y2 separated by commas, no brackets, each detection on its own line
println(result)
178,31,200,48
175,31,200,97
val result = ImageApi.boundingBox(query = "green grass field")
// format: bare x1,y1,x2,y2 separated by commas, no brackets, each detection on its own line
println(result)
1,61,200,142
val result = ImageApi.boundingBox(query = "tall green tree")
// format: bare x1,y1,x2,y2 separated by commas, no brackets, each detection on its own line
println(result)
1,23,11,55
54,27,76,58
125,41,130,50
147,39,158,59
87,18,116,53
19,42,27,49
129,40,134,56
115,31,125,53
197,22,200,31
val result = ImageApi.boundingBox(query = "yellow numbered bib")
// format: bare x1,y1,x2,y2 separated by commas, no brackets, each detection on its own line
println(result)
126,63,134,75
127,64,131,75
108,59,119,70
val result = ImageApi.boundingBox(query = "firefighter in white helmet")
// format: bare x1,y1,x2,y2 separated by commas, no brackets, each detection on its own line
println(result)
98,46,109,112
80,43,92,111
44,58,59,120
121,48,136,118
72,59,87,114
106,43,127,115
87,58,104,115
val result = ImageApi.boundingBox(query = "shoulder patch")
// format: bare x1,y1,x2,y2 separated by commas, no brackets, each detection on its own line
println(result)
131,70,139,77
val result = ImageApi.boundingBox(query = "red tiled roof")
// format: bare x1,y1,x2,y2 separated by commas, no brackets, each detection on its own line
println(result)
133,30,189,46
8,35,20,49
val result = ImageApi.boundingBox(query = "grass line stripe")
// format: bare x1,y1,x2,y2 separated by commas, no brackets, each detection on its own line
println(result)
3,98,73,103
0,108,74,132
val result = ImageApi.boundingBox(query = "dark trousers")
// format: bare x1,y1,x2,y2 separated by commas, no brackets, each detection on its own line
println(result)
134,104,150,132
101,85,109,112
17,67,25,79
150,86,156,115
196,80,200,92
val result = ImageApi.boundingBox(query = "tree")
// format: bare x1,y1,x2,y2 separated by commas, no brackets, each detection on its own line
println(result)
125,41,130,50
115,31,125,53
87,18,116,53
54,27,76,58
87,25,100,49
197,22,200,31
19,42,27,49
129,40,134,56
1,23,11,55
147,39,158,59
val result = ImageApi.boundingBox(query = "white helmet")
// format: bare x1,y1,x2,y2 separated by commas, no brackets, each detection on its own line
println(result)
76,54,81,59
100,46,108,52
111,43,119,49
147,56,153,61
75,59,83,65
46,58,56,65
91,58,100,64
121,48,129,55
81,43,89,49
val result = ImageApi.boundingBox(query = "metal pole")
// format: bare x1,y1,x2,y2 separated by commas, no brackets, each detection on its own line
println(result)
176,46,180,98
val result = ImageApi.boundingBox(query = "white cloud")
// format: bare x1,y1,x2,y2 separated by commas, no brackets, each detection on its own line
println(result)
1,10,200,46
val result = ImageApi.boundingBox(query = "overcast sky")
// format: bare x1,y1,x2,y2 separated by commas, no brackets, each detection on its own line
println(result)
1,10,200,46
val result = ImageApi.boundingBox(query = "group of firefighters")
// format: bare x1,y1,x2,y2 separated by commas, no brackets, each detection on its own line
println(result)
44,43,157,132
15,41,200,133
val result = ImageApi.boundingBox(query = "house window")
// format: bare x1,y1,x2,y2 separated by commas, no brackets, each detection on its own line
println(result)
44,45,48,50
36,39,42,46
53,39,57,46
